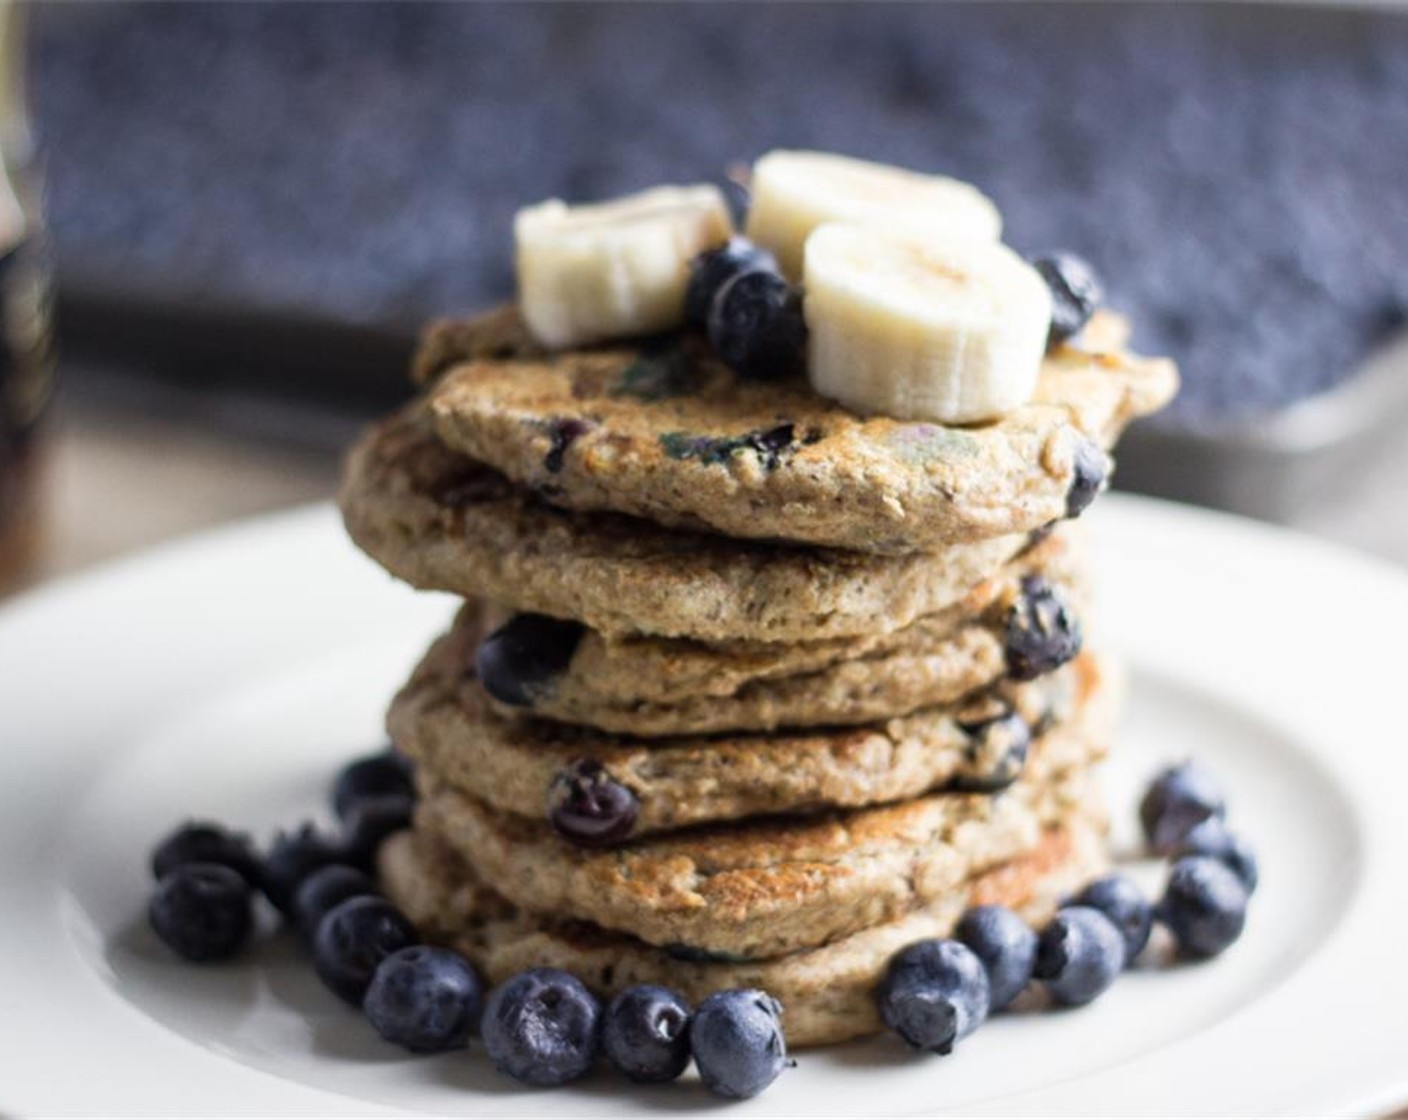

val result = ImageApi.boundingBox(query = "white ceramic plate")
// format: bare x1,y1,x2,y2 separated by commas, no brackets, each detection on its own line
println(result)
2,495,1406,1118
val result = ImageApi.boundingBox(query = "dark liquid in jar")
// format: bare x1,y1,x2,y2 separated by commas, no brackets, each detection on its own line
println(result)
0,231,54,593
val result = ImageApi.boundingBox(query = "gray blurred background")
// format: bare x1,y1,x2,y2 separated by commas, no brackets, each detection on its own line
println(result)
16,2,1408,578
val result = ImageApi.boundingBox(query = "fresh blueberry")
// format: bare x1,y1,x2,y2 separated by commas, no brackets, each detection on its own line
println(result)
292,863,377,940
1158,856,1249,958
685,237,778,327
707,269,807,381
601,984,693,1084
955,906,1037,1011
1065,440,1109,519
952,712,1032,793
1070,876,1153,964
1172,818,1259,894
331,748,414,822
690,989,789,1099
148,863,254,963
1004,576,1083,681
339,793,415,871
364,945,483,1053
261,822,345,914
150,820,261,889
877,939,990,1053
1033,253,1103,347
1139,761,1227,855
481,968,602,1086
313,896,419,1006
547,759,640,847
475,613,585,708
1034,906,1125,1006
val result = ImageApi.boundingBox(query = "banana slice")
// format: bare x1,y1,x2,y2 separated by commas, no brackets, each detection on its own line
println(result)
745,150,1001,279
803,224,1052,424
515,185,734,348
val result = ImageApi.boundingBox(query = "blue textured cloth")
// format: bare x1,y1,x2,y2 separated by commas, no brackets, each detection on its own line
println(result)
32,3,1408,429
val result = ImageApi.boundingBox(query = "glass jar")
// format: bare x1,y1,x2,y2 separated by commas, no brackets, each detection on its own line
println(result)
0,0,55,595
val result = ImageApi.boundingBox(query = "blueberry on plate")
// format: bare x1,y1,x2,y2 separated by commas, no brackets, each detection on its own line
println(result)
877,939,990,1053
1172,818,1259,895
481,968,602,1087
1034,906,1125,1006
955,905,1037,1010
150,820,261,889
690,989,790,1099
261,822,345,914
1070,875,1153,964
339,793,415,871
547,759,640,847
1032,252,1103,347
149,862,254,963
364,945,483,1053
331,748,414,822
475,613,585,709
313,896,419,1006
292,863,377,940
601,984,693,1083
1004,577,1083,681
1158,856,1249,959
707,269,807,381
685,237,778,327
1139,761,1227,855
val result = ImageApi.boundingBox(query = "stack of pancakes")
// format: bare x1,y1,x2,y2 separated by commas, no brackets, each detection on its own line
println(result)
340,305,1176,1046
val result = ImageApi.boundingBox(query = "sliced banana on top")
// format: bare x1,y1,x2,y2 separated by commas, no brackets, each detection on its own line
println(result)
745,150,1002,280
803,224,1053,425
515,185,734,349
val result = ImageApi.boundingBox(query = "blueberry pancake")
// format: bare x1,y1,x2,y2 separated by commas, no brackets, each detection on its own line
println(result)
339,400,1033,641
379,812,1107,1046
425,310,1176,554
411,737,1104,959
393,643,1113,837
460,528,1085,735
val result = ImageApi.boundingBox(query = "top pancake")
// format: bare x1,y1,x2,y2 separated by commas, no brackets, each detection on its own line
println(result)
425,308,1176,554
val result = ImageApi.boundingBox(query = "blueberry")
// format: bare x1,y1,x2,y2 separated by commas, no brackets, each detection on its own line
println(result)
1065,440,1108,519
952,712,1031,793
1070,876,1153,964
1139,761,1227,855
707,269,807,381
1172,818,1259,894
601,984,693,1084
339,793,415,871
331,748,414,822
547,759,639,847
151,821,261,889
313,896,419,1006
877,939,990,1053
148,863,254,963
475,613,585,708
1033,253,1103,347
1004,577,1083,681
685,237,778,327
292,863,377,940
690,989,789,1099
543,417,594,474
954,906,1037,1011
1158,856,1249,959
1033,906,1125,1006
364,945,483,1053
481,968,602,1086
261,822,345,914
